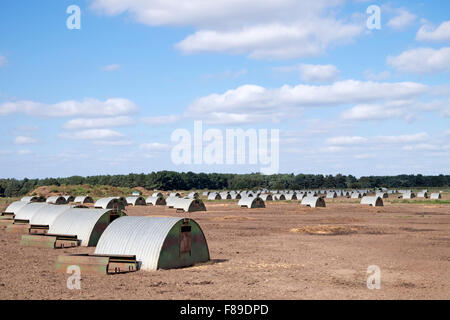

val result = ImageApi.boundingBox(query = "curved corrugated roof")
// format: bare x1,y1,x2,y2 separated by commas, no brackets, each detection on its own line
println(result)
361,196,383,206
73,196,93,204
14,202,49,221
126,196,146,206
46,196,67,204
301,196,326,208
4,201,29,215
49,208,111,246
29,204,73,226
94,216,182,271
21,196,35,202
146,196,165,206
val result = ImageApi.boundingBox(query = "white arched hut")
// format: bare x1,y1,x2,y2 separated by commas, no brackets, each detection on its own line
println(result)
73,196,94,204
361,196,383,207
94,197,126,210
376,192,388,199
92,216,210,271
152,192,163,198
126,196,147,206
25,204,73,234
146,196,166,206
430,193,442,200
21,196,46,202
21,208,126,248
238,197,265,208
207,193,221,200
1,201,29,222
259,194,273,201
272,194,286,201
326,192,337,199
402,192,416,199
417,191,428,199
46,196,68,205
300,196,326,208
6,202,49,233
171,198,206,213
284,193,297,200
351,193,362,199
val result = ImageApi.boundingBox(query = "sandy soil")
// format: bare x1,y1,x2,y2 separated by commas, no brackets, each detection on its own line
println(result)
0,198,449,300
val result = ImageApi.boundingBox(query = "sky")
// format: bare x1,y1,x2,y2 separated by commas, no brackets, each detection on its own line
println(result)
0,0,449,179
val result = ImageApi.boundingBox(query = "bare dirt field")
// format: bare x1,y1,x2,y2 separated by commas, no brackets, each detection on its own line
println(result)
0,198,449,300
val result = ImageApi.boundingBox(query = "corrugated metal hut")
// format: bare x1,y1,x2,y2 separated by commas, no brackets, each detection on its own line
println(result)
94,216,210,271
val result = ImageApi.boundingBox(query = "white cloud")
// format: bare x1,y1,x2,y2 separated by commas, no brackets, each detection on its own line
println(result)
187,80,427,123
63,116,135,129
17,150,32,155
139,143,171,152
402,144,439,151
387,47,450,74
363,70,391,81
326,133,430,148
0,98,139,117
0,55,7,67
101,64,121,71
176,21,362,59
14,136,37,145
374,132,429,144
326,136,368,145
387,9,416,30
141,115,181,126
59,129,124,140
416,21,450,42
92,140,134,146
298,64,339,82
202,69,248,80
92,0,363,59
340,103,406,121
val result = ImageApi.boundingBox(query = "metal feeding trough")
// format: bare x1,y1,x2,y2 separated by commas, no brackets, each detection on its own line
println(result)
55,254,138,275
21,234,79,248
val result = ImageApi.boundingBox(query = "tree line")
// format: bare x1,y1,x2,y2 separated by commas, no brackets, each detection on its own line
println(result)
0,172,449,197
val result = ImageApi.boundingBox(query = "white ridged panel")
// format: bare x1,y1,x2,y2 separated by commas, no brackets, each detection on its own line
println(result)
49,208,109,246
14,203,49,221
29,204,73,226
4,201,29,214
94,216,182,271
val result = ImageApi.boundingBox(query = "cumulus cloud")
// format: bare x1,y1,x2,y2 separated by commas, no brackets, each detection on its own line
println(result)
373,132,429,144
91,0,363,59
141,115,181,126
14,136,37,145
326,136,368,145
0,98,139,117
0,55,7,67
387,9,416,30
92,140,134,146
326,132,430,147
416,21,450,42
387,47,450,74
101,64,121,71
186,80,427,123
17,150,32,155
63,116,135,129
276,64,340,82
340,103,408,121
59,129,124,140
139,143,171,152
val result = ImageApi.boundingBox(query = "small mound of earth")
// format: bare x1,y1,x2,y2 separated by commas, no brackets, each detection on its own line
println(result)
290,225,388,235
290,225,359,235
214,216,255,221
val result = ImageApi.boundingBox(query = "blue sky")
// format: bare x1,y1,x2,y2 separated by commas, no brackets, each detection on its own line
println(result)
0,0,449,178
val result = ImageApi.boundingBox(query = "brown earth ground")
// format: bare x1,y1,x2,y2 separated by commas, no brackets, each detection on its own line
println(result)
0,198,449,300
